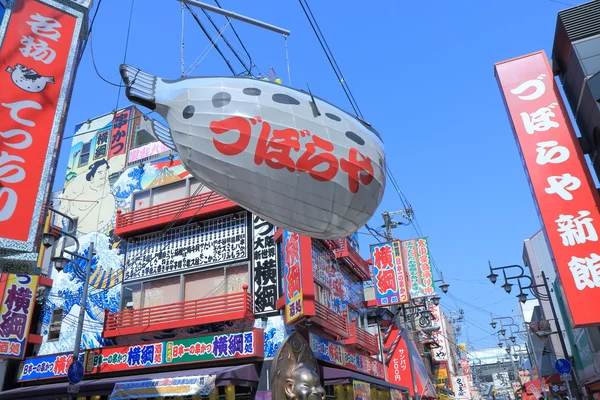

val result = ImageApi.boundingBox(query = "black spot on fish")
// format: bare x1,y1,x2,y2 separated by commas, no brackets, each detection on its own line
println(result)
273,93,300,105
183,105,195,119
346,131,365,146
212,92,231,108
325,113,341,122
243,87,261,96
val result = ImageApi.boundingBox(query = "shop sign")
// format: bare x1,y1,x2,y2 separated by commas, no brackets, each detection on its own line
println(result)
369,241,409,306
0,0,86,253
492,372,510,389
128,141,171,164
430,305,447,362
18,352,85,381
283,231,303,323
436,366,448,387
252,215,280,316
0,274,39,359
18,330,263,381
452,376,470,399
353,380,370,400
495,51,600,327
390,389,403,400
125,211,249,282
110,374,216,400
309,333,384,379
402,238,435,298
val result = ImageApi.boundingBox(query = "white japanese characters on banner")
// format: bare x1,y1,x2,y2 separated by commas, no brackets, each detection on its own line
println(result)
125,211,249,281
495,51,600,327
252,215,280,316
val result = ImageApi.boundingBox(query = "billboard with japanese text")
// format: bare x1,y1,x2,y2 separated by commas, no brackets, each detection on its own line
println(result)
0,0,87,254
0,274,39,359
495,51,600,327
19,329,263,381
431,305,448,362
402,238,435,298
252,216,280,316
452,376,471,399
370,241,409,306
284,231,304,323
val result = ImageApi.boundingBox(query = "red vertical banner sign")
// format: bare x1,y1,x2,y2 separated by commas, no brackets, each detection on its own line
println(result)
0,0,86,253
370,241,409,306
108,108,131,159
495,51,600,327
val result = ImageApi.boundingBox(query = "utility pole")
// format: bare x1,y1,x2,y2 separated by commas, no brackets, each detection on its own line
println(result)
381,207,413,241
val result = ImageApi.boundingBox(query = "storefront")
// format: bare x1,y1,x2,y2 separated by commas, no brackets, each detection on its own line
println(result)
322,366,409,400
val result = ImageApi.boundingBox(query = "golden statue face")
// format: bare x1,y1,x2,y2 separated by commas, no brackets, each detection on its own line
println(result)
285,365,326,400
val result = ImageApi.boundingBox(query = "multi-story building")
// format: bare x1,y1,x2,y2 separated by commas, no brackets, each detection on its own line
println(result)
0,107,415,400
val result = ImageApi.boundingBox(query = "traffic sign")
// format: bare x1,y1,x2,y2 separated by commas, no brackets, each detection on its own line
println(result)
68,360,84,384
67,384,80,394
560,374,573,382
554,358,572,375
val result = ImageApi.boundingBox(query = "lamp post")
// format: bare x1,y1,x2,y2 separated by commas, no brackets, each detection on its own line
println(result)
43,208,94,399
486,263,579,398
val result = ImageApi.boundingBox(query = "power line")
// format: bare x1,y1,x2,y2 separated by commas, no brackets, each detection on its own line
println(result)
213,0,254,68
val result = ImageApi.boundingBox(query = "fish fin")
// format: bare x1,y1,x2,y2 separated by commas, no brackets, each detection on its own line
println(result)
48,77,55,84
5,66,13,73
119,64,157,110
149,119,176,150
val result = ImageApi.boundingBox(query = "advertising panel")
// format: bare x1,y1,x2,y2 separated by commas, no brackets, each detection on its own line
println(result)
353,380,370,400
431,305,448,362
0,0,86,254
284,231,303,323
436,366,448,387
111,375,216,400
18,329,263,381
492,372,510,389
125,211,249,282
252,215,280,316
0,274,39,359
369,241,409,306
128,141,171,164
403,238,435,298
495,51,600,327
452,376,471,399
309,333,384,379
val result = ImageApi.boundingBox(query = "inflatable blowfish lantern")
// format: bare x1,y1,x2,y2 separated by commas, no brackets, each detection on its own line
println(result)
119,64,386,239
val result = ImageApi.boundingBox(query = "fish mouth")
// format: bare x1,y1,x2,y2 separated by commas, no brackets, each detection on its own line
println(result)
119,64,157,110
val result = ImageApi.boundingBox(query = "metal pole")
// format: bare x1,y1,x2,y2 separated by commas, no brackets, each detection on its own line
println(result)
179,0,290,36
401,306,420,400
67,241,93,400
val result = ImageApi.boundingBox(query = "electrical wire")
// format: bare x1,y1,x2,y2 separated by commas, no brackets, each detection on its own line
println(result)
213,0,254,69
89,30,122,87
115,0,136,111
77,0,103,64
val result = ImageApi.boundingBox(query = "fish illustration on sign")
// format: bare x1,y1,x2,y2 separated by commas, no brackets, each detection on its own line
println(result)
5,64,54,93
119,64,386,239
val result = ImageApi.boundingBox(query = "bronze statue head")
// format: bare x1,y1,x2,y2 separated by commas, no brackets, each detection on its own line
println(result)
271,332,326,400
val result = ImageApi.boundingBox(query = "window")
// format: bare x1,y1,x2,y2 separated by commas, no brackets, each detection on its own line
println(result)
225,265,248,294
132,190,151,211
143,276,181,307
133,126,156,148
122,283,142,310
48,308,63,341
348,306,364,328
314,282,330,306
152,180,187,206
185,268,225,301
78,141,92,167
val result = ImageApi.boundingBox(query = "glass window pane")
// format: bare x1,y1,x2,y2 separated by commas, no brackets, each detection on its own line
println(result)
132,190,151,210
143,276,180,307
184,268,225,301
152,180,187,206
122,283,142,310
226,265,249,293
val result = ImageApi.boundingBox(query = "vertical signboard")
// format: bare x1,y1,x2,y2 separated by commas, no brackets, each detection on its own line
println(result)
252,215,279,317
403,238,435,297
283,231,303,323
436,365,448,387
0,274,39,359
452,376,470,399
353,380,370,400
430,305,448,362
369,241,409,306
0,0,87,254
495,51,600,327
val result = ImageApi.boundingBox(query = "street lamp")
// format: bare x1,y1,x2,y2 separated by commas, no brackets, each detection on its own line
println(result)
431,296,441,306
434,273,450,294
42,232,58,248
499,328,506,336
501,281,513,293
517,291,528,303
509,335,516,343
490,321,497,329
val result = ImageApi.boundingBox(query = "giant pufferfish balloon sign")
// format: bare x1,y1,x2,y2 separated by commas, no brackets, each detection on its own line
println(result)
120,64,386,239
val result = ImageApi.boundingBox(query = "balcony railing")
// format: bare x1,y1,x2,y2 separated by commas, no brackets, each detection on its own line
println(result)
311,302,350,340
333,238,371,281
344,319,380,356
114,191,240,238
103,285,254,338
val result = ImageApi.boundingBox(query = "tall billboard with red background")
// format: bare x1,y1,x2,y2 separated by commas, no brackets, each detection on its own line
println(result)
283,231,314,324
0,0,89,255
370,241,409,306
495,51,600,327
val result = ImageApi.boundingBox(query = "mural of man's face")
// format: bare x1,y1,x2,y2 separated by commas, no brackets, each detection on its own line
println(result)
92,164,108,186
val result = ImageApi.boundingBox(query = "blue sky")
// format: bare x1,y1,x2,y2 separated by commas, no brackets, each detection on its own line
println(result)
52,0,583,349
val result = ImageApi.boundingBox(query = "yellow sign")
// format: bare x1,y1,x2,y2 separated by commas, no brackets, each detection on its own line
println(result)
458,343,467,353
353,380,370,400
0,274,39,359
436,367,448,387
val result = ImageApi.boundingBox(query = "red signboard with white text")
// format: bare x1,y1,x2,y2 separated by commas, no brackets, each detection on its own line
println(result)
0,0,86,253
495,51,600,327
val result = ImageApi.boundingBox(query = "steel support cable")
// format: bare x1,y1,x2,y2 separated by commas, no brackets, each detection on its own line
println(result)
186,21,230,75
185,3,236,75
115,0,136,111
213,0,254,69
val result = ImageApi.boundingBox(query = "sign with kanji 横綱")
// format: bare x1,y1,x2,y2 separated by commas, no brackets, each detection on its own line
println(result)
369,241,409,306
0,274,39,359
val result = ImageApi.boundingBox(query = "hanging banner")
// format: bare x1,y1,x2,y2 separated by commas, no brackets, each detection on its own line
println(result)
110,375,216,400
402,238,436,297
284,231,303,323
353,380,370,400
436,366,448,387
0,0,88,254
495,51,600,327
452,376,471,399
0,274,39,359
369,241,409,306
429,304,448,361
252,215,280,316
492,372,511,389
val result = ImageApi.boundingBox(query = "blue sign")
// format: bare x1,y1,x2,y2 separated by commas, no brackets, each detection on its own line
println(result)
68,360,84,384
555,358,572,375
19,353,85,381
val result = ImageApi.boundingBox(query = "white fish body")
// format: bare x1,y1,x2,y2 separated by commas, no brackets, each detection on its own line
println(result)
120,64,385,239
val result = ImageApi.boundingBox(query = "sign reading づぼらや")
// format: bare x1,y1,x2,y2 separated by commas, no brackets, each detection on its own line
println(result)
252,215,280,316
0,0,90,255
495,51,600,327
369,241,409,306
0,274,39,359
